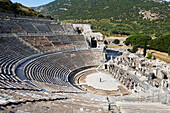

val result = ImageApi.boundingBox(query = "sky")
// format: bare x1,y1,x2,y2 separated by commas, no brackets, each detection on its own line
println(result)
11,0,170,7
11,0,55,7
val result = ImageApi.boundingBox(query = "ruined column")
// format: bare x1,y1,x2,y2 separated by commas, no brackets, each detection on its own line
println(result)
118,76,121,81
125,80,130,88
123,79,126,85
120,77,123,83
129,82,133,89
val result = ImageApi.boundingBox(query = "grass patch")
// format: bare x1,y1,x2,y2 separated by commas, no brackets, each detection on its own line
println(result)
106,45,120,48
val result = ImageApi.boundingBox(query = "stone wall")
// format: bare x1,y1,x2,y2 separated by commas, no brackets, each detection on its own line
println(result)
107,52,170,91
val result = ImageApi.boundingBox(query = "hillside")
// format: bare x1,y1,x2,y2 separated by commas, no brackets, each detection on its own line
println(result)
34,0,170,37
35,0,169,20
0,0,53,19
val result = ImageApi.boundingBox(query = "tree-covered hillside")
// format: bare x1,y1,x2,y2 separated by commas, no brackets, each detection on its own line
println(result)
0,0,53,19
34,0,170,37
35,0,169,20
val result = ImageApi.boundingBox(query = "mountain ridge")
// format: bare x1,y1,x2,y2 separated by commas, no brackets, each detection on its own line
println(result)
34,0,170,37
34,0,169,20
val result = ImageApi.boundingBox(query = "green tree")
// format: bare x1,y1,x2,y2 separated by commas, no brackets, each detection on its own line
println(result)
149,34,170,53
11,3,19,14
113,39,120,44
168,47,170,56
125,34,152,48
104,40,108,45
128,46,138,53
37,14,44,17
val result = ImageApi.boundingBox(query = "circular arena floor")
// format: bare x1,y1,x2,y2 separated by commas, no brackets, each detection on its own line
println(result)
85,72,121,91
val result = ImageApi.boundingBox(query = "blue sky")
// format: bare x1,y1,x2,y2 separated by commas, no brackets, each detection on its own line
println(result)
11,0,170,7
11,0,55,7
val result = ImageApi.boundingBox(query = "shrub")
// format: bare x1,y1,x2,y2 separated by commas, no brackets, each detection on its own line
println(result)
104,40,108,45
113,39,120,44
147,53,152,59
29,8,34,12
37,14,44,17
45,15,54,20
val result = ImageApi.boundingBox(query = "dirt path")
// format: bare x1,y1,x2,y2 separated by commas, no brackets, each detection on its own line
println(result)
137,48,169,63
105,36,128,41
147,50,170,63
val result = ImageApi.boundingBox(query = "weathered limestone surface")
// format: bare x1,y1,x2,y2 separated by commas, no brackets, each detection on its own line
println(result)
110,52,170,90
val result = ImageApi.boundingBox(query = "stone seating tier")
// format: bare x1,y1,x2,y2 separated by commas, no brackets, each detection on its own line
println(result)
23,50,103,87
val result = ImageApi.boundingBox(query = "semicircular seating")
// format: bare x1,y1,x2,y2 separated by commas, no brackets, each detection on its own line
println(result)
0,36,39,90
24,50,103,87
0,12,107,109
